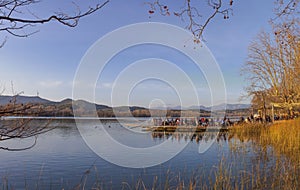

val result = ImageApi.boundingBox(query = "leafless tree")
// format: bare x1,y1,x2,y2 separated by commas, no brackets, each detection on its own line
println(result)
0,118,53,151
242,18,300,115
0,0,109,47
0,84,54,151
0,105,54,151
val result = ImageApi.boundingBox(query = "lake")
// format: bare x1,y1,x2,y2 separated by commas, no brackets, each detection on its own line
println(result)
0,119,297,189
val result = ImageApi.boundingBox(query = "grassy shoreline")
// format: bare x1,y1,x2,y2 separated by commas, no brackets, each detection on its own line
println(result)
230,118,300,163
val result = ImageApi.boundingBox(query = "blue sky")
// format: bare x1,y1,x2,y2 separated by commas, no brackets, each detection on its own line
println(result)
0,0,275,107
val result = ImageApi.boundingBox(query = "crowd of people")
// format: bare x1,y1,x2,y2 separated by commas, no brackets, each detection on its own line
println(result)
152,117,234,127
152,112,299,127
237,112,299,124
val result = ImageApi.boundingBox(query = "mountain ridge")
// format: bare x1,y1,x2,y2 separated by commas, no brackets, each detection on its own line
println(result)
0,95,250,111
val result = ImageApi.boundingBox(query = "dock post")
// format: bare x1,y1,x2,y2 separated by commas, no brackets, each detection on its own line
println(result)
271,104,274,123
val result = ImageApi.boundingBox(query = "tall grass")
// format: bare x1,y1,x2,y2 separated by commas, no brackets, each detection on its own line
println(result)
263,119,300,164
230,118,300,164
227,118,300,189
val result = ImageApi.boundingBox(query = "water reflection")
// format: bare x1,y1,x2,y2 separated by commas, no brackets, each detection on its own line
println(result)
151,131,231,144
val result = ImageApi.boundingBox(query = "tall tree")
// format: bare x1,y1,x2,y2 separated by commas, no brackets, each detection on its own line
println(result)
242,18,300,114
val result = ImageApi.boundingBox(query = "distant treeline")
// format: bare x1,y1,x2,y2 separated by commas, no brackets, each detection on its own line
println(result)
0,101,251,118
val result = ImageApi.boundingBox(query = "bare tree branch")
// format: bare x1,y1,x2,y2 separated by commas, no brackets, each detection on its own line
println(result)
0,84,55,151
0,1,109,26
0,0,109,45
273,0,299,20
147,0,233,42
0,135,37,151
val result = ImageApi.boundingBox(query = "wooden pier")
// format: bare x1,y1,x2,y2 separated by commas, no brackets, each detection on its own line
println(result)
142,126,229,132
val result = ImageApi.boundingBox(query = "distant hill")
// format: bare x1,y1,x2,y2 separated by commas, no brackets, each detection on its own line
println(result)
209,103,250,111
72,99,111,110
0,95,251,117
0,95,250,111
187,105,209,111
0,95,53,105
175,103,250,111
223,103,251,110
58,98,73,105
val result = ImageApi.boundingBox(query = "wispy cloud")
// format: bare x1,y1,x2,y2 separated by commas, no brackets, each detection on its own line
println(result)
38,80,63,88
102,82,113,88
95,82,113,89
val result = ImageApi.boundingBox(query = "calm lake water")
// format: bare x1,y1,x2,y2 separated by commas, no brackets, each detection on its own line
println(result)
0,119,283,189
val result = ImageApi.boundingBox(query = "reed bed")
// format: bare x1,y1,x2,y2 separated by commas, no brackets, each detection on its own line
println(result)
230,118,300,164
